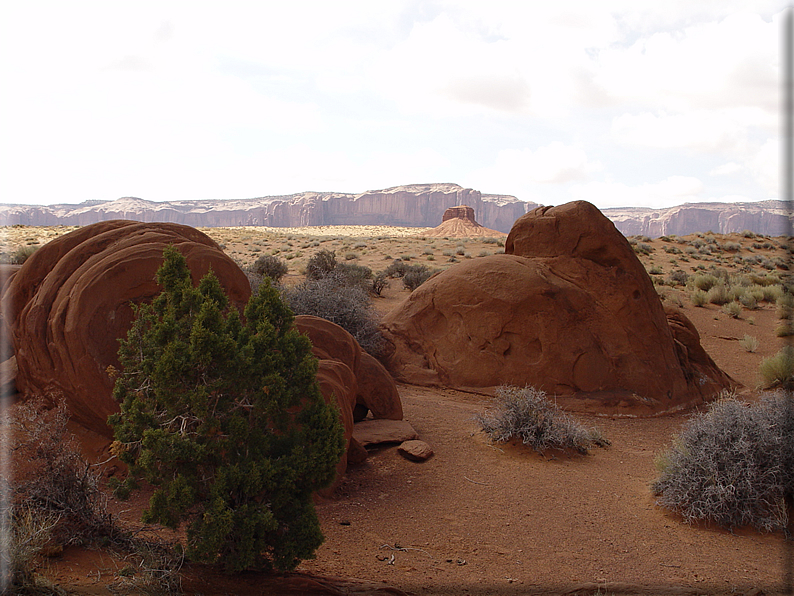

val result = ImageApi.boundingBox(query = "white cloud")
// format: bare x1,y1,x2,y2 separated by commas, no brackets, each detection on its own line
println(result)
592,10,780,113
709,162,743,176
465,142,602,202
569,176,706,209
610,110,750,152
748,138,779,195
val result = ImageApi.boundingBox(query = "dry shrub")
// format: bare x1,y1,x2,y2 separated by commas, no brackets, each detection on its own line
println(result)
283,272,385,357
9,398,113,544
3,399,183,594
653,393,794,532
759,347,794,389
739,334,759,353
474,386,609,455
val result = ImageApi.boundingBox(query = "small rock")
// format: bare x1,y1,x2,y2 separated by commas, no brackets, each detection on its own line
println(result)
353,419,418,447
398,439,434,462
346,437,368,464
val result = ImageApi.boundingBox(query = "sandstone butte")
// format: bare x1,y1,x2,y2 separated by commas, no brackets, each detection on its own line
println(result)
420,205,506,238
380,201,736,416
3,221,403,489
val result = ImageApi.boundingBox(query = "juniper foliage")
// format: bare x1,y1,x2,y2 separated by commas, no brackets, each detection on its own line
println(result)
109,246,345,573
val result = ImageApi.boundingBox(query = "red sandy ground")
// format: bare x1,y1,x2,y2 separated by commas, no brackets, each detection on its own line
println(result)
41,283,790,596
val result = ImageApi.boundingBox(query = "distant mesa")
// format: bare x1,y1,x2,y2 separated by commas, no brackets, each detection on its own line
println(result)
380,200,736,416
0,184,790,236
0,184,533,234
421,205,506,238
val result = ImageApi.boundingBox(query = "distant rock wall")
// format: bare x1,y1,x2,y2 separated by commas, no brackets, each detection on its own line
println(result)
604,201,792,237
0,184,533,233
1,186,788,237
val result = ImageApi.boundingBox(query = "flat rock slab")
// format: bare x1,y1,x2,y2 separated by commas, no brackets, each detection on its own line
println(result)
398,439,434,462
353,419,418,447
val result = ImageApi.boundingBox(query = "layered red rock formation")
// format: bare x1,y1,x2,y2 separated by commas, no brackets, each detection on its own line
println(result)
421,205,506,238
380,201,735,416
294,315,403,492
4,221,251,435
603,200,791,237
3,223,405,490
0,184,533,234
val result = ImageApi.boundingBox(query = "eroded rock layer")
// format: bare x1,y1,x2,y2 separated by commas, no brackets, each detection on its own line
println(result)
380,201,735,415
4,221,251,435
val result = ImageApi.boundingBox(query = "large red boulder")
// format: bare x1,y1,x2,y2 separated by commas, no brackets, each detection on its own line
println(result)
294,315,403,421
380,201,735,415
294,315,404,494
4,221,251,435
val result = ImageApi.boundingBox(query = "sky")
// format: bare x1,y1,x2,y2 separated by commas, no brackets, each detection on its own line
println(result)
0,1,786,209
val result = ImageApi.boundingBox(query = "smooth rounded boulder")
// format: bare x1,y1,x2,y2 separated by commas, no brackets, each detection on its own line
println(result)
380,201,735,415
4,220,251,436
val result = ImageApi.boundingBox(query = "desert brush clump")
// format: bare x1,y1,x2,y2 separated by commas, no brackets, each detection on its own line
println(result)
8,398,115,546
759,346,794,389
306,248,337,280
251,254,289,282
474,386,609,455
653,393,794,532
109,246,345,573
283,271,385,357
3,398,178,594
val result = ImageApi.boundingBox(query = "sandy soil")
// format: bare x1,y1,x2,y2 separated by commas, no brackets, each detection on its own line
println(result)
5,224,791,595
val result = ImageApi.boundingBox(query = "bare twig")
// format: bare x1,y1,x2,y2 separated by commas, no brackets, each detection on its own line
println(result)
464,476,490,486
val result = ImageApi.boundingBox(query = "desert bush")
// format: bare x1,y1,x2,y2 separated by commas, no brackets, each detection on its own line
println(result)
344,251,358,261
777,293,794,319
9,245,38,265
371,271,389,296
10,398,113,544
706,284,730,305
306,249,337,280
3,398,127,593
403,265,434,291
474,386,609,455
739,293,758,310
759,347,794,388
690,289,707,307
690,274,718,291
648,265,663,275
666,270,689,286
251,254,288,283
653,394,794,532
2,504,62,594
721,301,742,318
284,271,386,357
384,259,410,278
776,322,794,337
335,262,373,289
110,247,345,573
739,334,759,353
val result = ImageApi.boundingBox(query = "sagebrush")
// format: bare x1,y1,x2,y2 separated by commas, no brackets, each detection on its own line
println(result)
283,271,385,357
474,386,609,455
653,393,794,532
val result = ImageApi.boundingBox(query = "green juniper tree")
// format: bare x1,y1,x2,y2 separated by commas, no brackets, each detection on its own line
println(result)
108,246,345,573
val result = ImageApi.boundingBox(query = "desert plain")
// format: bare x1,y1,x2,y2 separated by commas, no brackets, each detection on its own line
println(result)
1,222,792,595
